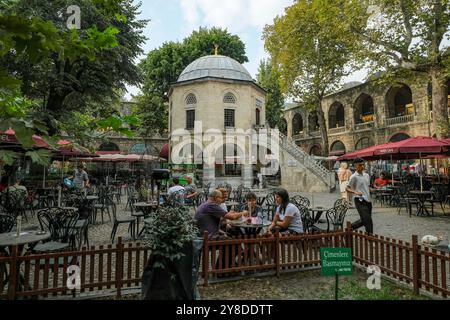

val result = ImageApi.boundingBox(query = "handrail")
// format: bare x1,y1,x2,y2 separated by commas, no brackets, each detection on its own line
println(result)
276,130,335,189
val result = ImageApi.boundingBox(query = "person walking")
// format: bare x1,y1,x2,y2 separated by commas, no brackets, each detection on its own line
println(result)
346,158,374,234
72,164,89,191
338,162,353,206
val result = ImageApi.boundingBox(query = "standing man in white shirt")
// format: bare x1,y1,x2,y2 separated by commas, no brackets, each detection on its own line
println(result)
346,158,374,234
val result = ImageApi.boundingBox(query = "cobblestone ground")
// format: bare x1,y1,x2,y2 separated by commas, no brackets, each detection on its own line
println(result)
21,188,450,247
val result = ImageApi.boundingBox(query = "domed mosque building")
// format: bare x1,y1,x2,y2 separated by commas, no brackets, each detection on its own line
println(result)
168,51,267,188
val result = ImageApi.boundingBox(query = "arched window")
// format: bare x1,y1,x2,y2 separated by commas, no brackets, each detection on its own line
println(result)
185,93,197,105
329,102,345,128
223,92,237,104
308,112,319,132
255,108,261,126
389,133,410,142
330,141,346,156
98,142,120,152
280,118,288,135
354,93,374,124
309,145,322,156
355,137,373,150
292,113,303,135
386,84,413,118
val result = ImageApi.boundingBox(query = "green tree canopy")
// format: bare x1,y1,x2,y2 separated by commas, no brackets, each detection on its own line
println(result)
263,0,365,155
0,0,145,165
0,0,147,135
347,0,450,138
256,59,285,131
137,27,248,135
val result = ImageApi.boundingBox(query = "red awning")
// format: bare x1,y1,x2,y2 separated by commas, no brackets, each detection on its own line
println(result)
1,128,97,158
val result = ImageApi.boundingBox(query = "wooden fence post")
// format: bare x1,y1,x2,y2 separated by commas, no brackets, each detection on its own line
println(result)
116,237,124,298
7,245,18,300
202,231,209,287
275,229,280,277
412,235,421,295
345,221,353,255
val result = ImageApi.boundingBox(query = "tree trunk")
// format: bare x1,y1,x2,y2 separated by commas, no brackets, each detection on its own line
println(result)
45,87,68,135
430,68,449,138
316,101,329,156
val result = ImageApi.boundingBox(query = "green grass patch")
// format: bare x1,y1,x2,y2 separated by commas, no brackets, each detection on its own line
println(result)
320,277,430,300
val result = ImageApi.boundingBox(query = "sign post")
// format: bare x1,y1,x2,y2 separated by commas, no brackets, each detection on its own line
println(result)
320,248,352,300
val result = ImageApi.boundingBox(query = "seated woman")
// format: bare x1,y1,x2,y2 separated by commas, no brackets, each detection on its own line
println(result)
268,188,303,235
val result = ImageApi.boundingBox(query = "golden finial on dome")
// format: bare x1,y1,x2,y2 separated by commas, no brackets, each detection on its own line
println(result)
214,44,219,55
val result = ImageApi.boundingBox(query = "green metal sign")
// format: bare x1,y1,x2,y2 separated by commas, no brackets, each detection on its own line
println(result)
320,248,353,276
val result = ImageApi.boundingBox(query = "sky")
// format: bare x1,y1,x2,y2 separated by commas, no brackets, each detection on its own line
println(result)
125,0,367,99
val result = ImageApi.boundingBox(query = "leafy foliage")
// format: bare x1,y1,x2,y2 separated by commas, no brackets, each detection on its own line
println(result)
256,59,285,130
137,27,248,135
0,0,147,136
0,0,147,166
144,206,199,269
263,0,365,155
347,0,450,137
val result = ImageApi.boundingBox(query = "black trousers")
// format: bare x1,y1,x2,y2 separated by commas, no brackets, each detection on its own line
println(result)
352,199,373,234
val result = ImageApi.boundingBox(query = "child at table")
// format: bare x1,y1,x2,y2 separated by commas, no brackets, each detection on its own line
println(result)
238,192,264,224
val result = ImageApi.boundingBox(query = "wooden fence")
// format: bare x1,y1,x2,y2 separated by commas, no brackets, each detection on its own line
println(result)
1,224,449,299
0,238,150,300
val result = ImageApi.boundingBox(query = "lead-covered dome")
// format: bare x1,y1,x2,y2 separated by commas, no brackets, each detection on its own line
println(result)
177,55,253,82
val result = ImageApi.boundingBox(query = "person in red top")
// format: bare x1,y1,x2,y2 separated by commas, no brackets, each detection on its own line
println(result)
374,172,392,188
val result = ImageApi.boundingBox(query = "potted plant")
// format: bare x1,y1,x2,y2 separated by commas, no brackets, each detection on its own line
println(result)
141,206,202,300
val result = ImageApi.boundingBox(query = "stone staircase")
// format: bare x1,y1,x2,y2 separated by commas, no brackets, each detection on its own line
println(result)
276,130,336,192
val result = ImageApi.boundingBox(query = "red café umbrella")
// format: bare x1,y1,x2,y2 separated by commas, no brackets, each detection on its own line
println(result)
337,143,392,161
373,136,450,190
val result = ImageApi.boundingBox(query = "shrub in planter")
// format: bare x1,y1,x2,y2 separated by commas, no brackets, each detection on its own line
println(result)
141,206,202,300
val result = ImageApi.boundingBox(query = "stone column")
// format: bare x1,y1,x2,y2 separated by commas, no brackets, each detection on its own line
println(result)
286,114,293,139
242,163,253,188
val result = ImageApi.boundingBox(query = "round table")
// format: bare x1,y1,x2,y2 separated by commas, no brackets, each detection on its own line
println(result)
409,191,433,216
228,221,271,236
0,230,51,295
308,207,328,223
0,231,51,248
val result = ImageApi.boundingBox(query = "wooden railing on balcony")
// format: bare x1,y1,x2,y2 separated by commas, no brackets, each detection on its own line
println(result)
386,114,414,126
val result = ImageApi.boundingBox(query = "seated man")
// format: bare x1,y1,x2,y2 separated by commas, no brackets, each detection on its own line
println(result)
184,176,199,203
167,177,185,195
373,172,397,189
194,190,248,239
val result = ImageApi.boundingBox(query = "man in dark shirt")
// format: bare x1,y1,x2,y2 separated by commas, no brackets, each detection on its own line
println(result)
194,190,247,239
